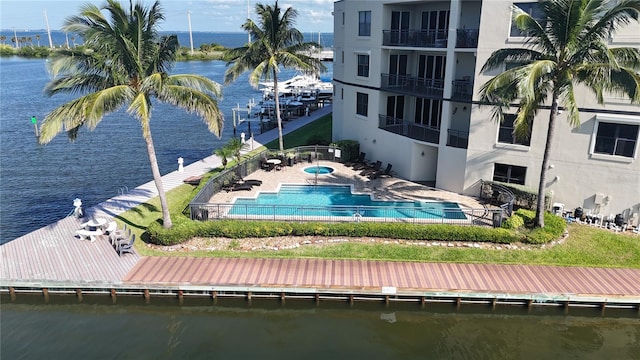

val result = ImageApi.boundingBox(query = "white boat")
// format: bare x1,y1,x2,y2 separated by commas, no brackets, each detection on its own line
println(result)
259,74,333,100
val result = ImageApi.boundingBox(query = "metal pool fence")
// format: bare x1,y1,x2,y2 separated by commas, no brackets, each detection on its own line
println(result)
189,146,508,227
190,203,499,226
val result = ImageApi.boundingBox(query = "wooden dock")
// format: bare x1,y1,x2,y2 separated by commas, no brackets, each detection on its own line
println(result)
120,257,640,308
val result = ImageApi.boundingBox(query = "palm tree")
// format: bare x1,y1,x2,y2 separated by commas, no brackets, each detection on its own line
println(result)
35,34,41,47
224,1,326,152
214,145,234,169
225,137,245,164
0,35,6,44
39,0,224,229
480,0,640,228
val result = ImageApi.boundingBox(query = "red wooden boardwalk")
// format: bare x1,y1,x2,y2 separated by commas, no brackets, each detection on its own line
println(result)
124,257,640,299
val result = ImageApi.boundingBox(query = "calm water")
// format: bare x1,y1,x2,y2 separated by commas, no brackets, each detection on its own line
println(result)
1,296,639,359
0,30,334,51
0,52,333,243
232,185,465,219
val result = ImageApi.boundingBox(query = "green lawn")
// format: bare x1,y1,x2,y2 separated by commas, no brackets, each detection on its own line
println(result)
115,112,640,269
263,113,332,149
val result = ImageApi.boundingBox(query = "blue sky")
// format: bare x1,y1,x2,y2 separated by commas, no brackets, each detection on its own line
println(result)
0,0,335,33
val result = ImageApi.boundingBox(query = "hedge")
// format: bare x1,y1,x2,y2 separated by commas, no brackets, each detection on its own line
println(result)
148,219,523,246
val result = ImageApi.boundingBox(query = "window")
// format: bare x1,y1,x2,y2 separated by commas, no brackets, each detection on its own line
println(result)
498,114,531,146
511,2,545,37
493,163,527,185
357,54,369,77
342,12,345,25
594,122,639,158
359,11,371,36
415,98,442,129
341,51,344,63
356,92,368,116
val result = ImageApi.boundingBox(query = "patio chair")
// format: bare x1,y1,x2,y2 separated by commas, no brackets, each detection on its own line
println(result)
117,234,136,256
111,227,131,247
105,221,118,235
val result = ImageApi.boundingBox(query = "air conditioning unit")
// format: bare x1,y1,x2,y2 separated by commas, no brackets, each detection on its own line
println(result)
594,193,605,205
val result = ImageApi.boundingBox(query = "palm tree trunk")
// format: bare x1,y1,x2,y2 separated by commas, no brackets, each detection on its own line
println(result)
141,121,173,229
272,69,284,152
535,93,560,228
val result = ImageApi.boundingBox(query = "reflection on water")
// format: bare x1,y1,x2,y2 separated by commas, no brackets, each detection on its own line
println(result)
1,295,639,359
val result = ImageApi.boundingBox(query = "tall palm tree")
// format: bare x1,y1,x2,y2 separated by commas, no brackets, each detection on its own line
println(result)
224,1,326,152
35,34,41,47
479,0,640,228
39,0,224,229
0,35,6,44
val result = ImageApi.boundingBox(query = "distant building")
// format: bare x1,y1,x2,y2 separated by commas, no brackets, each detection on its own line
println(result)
332,0,640,224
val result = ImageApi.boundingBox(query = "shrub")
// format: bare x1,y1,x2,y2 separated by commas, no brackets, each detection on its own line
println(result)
331,140,359,162
502,213,525,229
506,209,566,244
148,219,523,246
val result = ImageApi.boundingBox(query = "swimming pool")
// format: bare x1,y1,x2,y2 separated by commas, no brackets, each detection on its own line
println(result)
303,166,335,175
230,185,467,219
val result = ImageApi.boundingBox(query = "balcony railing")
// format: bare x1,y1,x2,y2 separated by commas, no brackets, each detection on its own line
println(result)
451,79,473,101
446,129,469,149
382,30,448,48
456,29,479,48
379,114,440,144
381,74,444,98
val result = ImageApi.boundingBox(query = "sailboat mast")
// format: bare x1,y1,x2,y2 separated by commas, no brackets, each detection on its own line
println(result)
187,11,194,54
247,0,251,43
44,9,53,49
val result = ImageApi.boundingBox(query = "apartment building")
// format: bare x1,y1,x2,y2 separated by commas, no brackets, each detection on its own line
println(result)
332,0,640,223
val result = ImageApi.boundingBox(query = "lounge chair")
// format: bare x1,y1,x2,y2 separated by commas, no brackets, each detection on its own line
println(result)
242,179,262,187
360,161,382,177
117,234,136,256
369,163,392,179
345,152,366,167
226,182,253,192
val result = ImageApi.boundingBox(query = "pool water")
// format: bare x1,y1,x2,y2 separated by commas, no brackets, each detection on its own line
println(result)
231,185,466,219
303,166,335,175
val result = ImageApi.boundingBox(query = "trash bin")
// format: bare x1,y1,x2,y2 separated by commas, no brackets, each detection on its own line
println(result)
492,212,503,228
615,213,624,227
574,207,583,219
552,203,564,215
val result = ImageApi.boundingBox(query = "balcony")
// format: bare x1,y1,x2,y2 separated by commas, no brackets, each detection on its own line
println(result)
451,79,473,101
379,114,440,144
446,129,469,149
456,29,479,48
381,74,444,98
382,30,448,48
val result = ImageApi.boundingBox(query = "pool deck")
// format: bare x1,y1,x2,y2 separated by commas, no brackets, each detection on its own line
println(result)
2,104,640,311
207,162,486,208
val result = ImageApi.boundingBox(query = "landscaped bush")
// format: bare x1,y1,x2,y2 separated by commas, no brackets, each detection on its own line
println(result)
502,212,525,229
148,219,523,246
503,208,566,244
331,140,359,162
